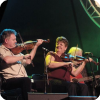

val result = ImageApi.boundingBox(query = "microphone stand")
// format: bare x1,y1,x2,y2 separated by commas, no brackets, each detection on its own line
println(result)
43,48,49,93
86,54,97,96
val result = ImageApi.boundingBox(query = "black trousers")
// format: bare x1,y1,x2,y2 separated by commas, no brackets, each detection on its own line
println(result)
49,79,89,96
2,77,31,100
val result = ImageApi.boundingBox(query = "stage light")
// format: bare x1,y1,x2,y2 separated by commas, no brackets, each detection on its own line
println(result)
94,0,100,8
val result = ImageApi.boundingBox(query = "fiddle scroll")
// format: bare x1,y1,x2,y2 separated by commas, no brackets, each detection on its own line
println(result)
11,39,50,54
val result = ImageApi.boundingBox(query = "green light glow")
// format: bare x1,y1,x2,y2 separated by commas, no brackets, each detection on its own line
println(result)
80,0,100,28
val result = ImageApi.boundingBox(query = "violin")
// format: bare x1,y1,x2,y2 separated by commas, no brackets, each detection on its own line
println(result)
61,53,99,65
11,39,50,55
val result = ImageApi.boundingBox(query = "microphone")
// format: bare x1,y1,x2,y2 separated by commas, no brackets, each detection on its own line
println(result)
84,52,91,55
42,47,49,51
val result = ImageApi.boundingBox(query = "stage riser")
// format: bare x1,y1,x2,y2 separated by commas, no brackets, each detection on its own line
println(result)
28,93,68,100
68,96,97,100
28,93,97,100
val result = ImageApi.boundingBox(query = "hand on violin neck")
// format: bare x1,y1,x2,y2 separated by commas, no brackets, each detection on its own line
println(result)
35,39,43,47
85,57,93,63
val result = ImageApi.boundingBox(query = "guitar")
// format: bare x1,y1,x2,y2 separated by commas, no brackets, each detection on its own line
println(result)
70,73,84,83
70,74,100,83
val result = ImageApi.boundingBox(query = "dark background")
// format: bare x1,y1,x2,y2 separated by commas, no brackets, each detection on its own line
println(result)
0,0,100,76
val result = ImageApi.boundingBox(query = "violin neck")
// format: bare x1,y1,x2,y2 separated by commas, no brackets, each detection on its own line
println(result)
24,41,37,45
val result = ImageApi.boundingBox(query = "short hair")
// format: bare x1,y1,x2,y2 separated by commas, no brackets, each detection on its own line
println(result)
56,36,69,47
0,29,17,43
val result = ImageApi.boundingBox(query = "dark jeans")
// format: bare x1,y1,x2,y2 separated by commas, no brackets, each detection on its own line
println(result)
49,79,89,96
2,77,31,100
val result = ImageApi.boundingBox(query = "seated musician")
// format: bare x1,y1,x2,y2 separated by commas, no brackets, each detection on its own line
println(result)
0,29,43,100
68,47,86,84
68,47,99,96
45,36,93,96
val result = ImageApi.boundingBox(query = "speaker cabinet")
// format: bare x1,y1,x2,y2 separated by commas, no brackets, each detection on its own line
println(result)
28,93,68,100
68,96,97,100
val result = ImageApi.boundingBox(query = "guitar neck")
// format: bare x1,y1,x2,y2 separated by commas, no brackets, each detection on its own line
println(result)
78,75,100,82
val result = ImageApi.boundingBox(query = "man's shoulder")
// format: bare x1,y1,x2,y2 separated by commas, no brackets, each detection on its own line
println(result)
0,45,9,54
0,44,2,47
0,45,7,50
0,44,5,48
0,44,4,50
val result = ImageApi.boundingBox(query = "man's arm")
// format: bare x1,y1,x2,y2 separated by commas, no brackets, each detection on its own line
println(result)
25,39,43,64
3,54,31,64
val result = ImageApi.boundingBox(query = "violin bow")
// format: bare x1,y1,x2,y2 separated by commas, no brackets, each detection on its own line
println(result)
18,32,34,67
74,44,78,59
